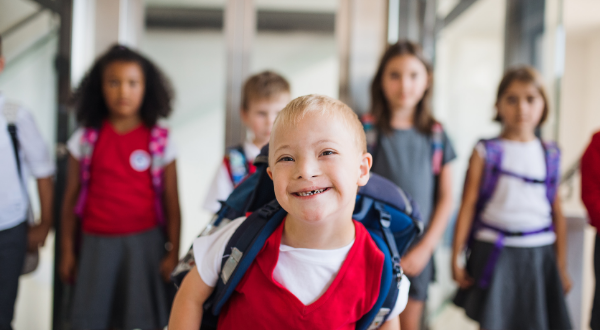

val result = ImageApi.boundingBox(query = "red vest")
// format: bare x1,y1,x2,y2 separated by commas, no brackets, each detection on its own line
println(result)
217,219,384,329
83,122,157,234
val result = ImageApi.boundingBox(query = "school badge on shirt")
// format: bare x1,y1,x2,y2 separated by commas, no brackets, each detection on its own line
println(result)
130,150,151,172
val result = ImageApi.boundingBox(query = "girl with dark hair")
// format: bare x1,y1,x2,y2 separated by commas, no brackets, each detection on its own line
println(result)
452,66,572,329
60,45,181,330
366,40,456,330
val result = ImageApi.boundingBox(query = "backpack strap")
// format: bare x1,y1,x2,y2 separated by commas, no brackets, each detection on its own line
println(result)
541,140,560,206
431,123,444,175
224,145,249,187
357,229,395,330
3,102,22,178
74,127,100,218
149,126,169,226
208,200,286,316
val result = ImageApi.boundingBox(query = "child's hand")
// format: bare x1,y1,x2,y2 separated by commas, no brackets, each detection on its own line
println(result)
27,223,51,252
400,243,432,277
60,251,77,284
160,253,179,283
452,263,474,289
559,268,572,294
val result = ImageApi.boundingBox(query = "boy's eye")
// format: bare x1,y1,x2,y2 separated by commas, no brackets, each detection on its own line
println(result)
506,96,517,104
278,156,294,162
389,72,400,79
321,150,335,156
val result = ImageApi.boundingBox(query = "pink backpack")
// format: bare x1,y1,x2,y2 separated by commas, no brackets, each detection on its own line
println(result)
73,126,169,226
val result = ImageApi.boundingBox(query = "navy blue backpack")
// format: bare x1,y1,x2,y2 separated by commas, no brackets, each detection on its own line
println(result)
171,145,423,330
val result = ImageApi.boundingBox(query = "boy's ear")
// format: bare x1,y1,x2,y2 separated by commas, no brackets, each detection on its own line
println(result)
357,152,372,187
240,108,248,124
266,166,274,180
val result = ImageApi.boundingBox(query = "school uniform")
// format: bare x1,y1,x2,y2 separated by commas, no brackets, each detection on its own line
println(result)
203,141,260,213
454,139,571,330
371,127,456,301
193,217,411,329
66,121,176,330
581,131,600,330
0,93,55,330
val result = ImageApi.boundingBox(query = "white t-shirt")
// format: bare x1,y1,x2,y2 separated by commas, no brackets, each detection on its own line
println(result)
66,125,177,163
0,94,55,230
193,218,410,319
475,139,556,247
203,141,261,213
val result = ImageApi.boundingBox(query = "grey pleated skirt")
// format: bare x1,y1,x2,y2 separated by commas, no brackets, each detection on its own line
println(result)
453,241,572,330
71,227,169,330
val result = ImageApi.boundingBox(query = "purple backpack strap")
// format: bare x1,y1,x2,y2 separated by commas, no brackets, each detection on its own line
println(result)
542,140,560,206
149,126,169,227
74,128,100,218
475,138,503,213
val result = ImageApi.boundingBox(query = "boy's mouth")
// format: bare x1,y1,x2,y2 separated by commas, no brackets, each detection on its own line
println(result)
293,188,330,197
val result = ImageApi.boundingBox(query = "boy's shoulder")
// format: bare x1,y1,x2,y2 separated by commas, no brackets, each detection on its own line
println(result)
1,100,33,124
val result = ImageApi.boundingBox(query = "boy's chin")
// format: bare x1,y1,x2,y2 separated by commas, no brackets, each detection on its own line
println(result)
288,208,347,225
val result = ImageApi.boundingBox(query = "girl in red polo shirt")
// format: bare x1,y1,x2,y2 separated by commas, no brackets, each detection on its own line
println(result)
60,45,181,330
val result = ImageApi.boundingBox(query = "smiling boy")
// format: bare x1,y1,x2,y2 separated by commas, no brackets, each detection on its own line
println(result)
170,95,409,330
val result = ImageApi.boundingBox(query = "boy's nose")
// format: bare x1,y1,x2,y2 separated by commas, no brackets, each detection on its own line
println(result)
294,158,320,179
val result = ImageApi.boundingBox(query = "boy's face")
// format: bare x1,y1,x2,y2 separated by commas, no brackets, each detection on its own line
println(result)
241,93,290,147
267,112,372,225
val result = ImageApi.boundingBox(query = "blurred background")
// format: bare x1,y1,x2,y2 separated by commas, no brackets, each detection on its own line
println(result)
0,0,598,329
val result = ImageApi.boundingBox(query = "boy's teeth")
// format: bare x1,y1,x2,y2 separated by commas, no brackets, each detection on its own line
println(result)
298,189,324,197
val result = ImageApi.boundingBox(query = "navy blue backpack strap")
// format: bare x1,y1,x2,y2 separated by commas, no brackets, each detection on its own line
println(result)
356,230,395,330
208,200,287,315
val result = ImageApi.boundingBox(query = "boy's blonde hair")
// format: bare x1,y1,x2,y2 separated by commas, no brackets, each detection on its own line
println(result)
270,95,367,156
242,71,290,111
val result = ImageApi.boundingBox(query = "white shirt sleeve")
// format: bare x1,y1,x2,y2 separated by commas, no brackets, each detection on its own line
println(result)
192,217,245,287
387,275,411,318
475,142,486,159
66,128,84,160
17,108,55,178
202,163,235,213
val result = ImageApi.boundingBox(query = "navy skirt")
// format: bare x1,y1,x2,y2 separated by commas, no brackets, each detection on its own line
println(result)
71,227,170,330
453,241,572,330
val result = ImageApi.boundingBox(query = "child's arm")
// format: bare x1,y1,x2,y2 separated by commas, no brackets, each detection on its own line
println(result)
27,177,54,251
551,194,572,293
379,315,401,330
169,267,214,329
400,163,454,277
160,160,181,282
451,149,485,288
59,154,81,283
